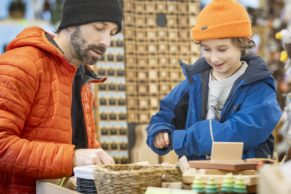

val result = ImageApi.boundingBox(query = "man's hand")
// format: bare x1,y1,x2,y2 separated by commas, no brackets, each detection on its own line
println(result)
154,132,170,149
74,148,115,166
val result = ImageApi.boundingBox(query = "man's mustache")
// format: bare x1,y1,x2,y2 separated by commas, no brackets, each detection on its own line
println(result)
88,44,107,55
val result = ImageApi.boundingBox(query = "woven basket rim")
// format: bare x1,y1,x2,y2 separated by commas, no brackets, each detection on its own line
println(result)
93,164,182,194
94,164,179,175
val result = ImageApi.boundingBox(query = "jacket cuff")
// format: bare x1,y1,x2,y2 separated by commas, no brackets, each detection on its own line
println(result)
172,130,187,156
147,124,173,155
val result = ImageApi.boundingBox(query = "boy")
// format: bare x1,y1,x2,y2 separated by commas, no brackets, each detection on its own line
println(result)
147,0,282,160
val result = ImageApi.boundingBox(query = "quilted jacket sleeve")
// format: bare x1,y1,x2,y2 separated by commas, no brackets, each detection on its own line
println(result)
0,53,74,179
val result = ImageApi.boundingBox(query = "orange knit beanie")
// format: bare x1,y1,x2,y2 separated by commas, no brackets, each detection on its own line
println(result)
192,0,252,41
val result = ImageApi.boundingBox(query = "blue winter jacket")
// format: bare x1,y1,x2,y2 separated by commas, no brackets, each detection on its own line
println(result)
147,55,282,160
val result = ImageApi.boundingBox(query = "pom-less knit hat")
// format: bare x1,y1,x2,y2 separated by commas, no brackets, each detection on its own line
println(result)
192,0,252,41
58,0,122,33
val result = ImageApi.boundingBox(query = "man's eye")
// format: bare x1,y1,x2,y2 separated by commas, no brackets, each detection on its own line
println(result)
95,27,105,31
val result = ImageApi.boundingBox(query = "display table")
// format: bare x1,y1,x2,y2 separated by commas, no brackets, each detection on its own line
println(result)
36,179,79,194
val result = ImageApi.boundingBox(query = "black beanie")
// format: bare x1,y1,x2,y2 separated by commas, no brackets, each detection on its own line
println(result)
58,0,122,33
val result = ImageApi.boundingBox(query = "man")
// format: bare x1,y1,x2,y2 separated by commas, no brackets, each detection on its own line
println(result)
0,0,122,193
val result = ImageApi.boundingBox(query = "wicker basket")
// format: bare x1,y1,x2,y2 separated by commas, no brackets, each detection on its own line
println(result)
93,164,182,194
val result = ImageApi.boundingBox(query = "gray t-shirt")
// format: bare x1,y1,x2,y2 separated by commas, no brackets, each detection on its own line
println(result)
206,61,248,120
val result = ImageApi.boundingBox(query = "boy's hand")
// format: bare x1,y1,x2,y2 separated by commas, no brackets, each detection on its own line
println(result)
74,148,115,167
154,132,170,149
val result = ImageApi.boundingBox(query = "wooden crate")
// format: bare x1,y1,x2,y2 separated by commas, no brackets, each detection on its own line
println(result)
125,55,137,69
170,71,181,82
148,70,158,80
125,42,136,55
123,0,133,11
169,57,179,66
150,98,159,109
159,83,171,94
167,15,177,27
128,111,139,122
148,57,158,68
159,70,169,81
137,57,148,68
149,84,159,95
147,29,157,41
180,43,191,55
126,83,137,95
136,42,147,54
159,56,169,67
138,98,150,109
148,44,158,54
134,2,145,13
146,16,156,27
136,28,147,41
139,112,150,123
157,29,168,41
189,15,197,27
138,85,148,95
169,44,178,54
156,2,166,12
146,3,155,13
135,15,146,27
178,27,192,40
137,71,148,80
177,15,189,28
167,3,177,13
126,70,137,81
127,98,137,109
124,14,135,27
169,30,178,41
177,3,189,12
188,2,199,15
158,42,168,54
124,27,135,40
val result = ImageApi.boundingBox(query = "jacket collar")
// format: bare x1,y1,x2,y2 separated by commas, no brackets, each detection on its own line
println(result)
180,55,271,84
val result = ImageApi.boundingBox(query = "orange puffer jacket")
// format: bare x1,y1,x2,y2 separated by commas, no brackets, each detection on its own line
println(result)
0,27,104,194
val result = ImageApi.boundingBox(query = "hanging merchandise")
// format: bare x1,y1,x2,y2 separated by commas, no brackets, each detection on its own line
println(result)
276,29,291,159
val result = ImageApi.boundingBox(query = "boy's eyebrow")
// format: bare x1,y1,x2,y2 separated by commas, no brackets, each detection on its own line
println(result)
201,44,229,48
217,45,229,48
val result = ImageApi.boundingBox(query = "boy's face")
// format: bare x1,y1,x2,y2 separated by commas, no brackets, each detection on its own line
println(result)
201,38,242,79
69,21,118,65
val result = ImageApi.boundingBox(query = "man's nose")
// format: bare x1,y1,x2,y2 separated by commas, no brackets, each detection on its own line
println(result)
99,32,111,48
210,53,219,63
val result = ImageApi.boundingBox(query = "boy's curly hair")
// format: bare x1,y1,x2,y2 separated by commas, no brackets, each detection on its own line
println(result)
231,37,255,56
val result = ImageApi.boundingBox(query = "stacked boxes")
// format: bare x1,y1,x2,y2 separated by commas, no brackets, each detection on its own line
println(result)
124,0,200,124
92,0,200,163
93,33,129,164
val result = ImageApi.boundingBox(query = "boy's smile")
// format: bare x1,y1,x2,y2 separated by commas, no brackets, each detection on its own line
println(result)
201,38,242,80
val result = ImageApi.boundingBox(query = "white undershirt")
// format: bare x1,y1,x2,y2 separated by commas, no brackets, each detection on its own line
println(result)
206,61,248,120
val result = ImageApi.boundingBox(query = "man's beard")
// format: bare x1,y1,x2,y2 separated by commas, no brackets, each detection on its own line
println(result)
70,27,106,65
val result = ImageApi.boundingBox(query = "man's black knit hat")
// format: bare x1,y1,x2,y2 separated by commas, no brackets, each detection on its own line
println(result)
58,0,122,33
